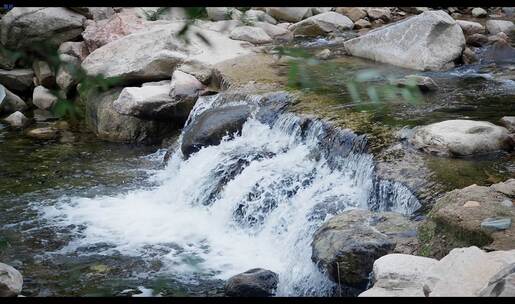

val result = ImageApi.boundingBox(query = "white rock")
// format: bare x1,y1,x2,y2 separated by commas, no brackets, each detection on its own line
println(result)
409,119,513,156
266,7,312,22
486,20,515,35
32,85,58,110
56,54,81,94
471,7,488,18
290,12,353,37
113,84,174,119
0,85,27,114
456,20,485,35
0,263,23,297
170,70,206,102
344,10,465,71
229,26,273,44
2,111,30,128
500,116,515,132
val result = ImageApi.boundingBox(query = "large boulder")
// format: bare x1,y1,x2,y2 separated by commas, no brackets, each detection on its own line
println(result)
0,85,27,114
225,268,278,297
84,87,176,144
479,263,515,297
0,7,85,49
408,120,513,157
486,20,515,35
170,70,206,104
417,180,515,259
32,86,58,111
359,254,438,297
266,7,312,22
344,10,465,71
0,263,23,297
289,12,353,37
0,69,34,94
229,26,273,44
311,209,418,294
253,22,292,40
181,104,253,158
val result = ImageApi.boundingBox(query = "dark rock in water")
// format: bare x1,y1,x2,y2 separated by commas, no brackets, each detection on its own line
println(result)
311,209,418,294
466,33,489,47
0,262,23,297
181,104,253,158
225,268,278,297
481,218,512,232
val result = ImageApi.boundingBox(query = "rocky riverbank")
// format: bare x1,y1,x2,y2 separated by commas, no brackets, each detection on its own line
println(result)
0,6,514,297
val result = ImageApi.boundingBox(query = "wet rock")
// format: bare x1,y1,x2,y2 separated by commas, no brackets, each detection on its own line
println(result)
471,7,488,17
0,85,27,114
366,8,391,22
0,263,23,297
206,7,241,21
181,104,253,158
0,69,34,94
409,120,513,157
69,7,115,20
486,20,515,35
2,111,30,128
500,117,515,133
225,268,278,297
479,263,515,296
0,7,85,50
482,40,515,64
32,60,55,88
456,20,485,35
462,47,478,64
344,10,465,71
26,127,59,140
229,26,273,44
335,7,367,22
290,12,353,37
466,33,489,46
423,246,515,296
266,7,312,22
33,86,58,111
354,19,371,29
311,209,418,293
243,9,277,24
392,75,438,92
359,254,438,297
481,218,512,232
58,41,89,62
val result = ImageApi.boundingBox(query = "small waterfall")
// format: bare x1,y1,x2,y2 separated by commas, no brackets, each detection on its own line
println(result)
40,92,421,296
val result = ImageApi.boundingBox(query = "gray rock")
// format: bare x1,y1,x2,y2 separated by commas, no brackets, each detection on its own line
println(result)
253,22,292,40
0,85,27,114
471,7,488,18
181,104,253,158
243,10,277,24
344,10,465,71
486,20,515,35
0,69,34,93
500,117,515,132
2,111,30,128
466,33,489,47
481,218,512,232
26,127,59,140
290,12,353,37
366,8,391,21
229,26,273,44
69,7,115,20
479,263,515,296
56,54,81,94
0,263,23,297
32,60,55,88
311,209,418,292
206,7,241,21
225,268,278,297
456,20,485,35
409,120,513,157
58,41,89,61
32,86,58,111
0,7,85,49
354,19,371,29
392,75,438,92
335,7,367,22
266,7,312,22
491,179,515,197
33,109,59,122
170,70,206,103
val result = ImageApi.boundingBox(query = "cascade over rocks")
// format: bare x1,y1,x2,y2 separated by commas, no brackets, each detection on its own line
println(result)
343,10,465,71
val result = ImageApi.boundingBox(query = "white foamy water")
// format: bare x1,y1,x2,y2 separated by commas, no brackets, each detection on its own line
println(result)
39,95,419,296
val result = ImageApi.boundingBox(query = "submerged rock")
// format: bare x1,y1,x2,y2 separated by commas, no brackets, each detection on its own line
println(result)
289,12,353,37
0,263,23,297
392,75,438,92
344,10,465,71
409,120,513,157
480,218,512,232
225,268,278,297
32,60,55,88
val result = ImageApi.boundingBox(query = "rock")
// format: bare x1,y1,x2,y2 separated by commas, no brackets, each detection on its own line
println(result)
491,179,515,197
481,218,512,232
479,263,515,296
462,47,478,64
266,7,312,22
33,109,59,122
423,246,515,296
366,8,391,21
0,85,27,114
225,268,278,297
456,20,485,35
409,120,513,157
26,127,59,140
500,117,515,133
335,7,367,22
32,86,58,111
315,49,331,60
311,7,333,15
464,200,481,208
482,40,515,64
0,7,85,50
113,84,175,119
229,26,272,44
359,254,438,297
0,263,23,297
82,24,251,86
198,20,243,34
399,7,430,14
0,69,34,93
69,7,115,20
181,104,253,158
243,9,277,24
417,182,515,259
32,60,55,88
467,33,489,46
392,75,438,92
58,41,89,61
253,22,292,40
136,7,189,21
290,12,354,37
85,87,176,144
2,111,30,128
56,54,81,95
206,7,240,21
471,7,488,18
354,19,371,29
170,70,206,104
344,10,465,71
311,209,418,293
486,20,515,35
0,48,16,70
